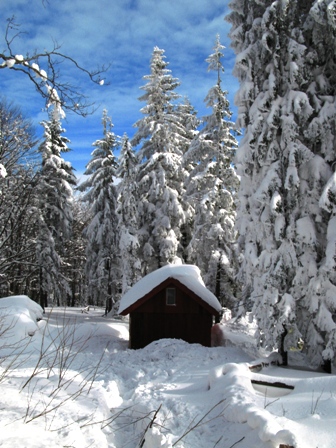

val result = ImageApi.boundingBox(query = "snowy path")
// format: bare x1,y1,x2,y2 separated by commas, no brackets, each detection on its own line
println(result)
104,339,265,448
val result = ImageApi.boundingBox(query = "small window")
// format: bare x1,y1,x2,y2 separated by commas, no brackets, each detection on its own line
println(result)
166,288,176,306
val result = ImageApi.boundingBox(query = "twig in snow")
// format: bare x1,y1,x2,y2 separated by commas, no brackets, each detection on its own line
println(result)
139,404,162,447
213,435,223,447
228,436,245,448
311,388,324,415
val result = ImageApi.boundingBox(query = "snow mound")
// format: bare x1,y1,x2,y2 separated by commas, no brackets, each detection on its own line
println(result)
0,295,44,344
208,362,298,446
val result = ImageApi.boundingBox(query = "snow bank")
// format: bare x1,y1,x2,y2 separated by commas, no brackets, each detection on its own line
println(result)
0,295,44,346
208,362,298,446
0,421,62,448
118,264,222,314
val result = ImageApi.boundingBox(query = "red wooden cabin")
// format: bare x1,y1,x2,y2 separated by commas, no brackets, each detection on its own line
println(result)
118,265,222,349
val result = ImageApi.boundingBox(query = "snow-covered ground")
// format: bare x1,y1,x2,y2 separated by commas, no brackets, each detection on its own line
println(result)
0,295,335,448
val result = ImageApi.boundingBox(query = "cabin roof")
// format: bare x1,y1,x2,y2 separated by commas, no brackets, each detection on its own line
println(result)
118,264,222,315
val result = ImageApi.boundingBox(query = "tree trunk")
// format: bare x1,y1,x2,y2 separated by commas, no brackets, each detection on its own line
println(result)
215,262,221,302
322,358,332,374
39,267,46,312
279,326,288,366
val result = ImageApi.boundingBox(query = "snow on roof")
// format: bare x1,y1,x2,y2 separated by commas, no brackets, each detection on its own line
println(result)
118,264,222,314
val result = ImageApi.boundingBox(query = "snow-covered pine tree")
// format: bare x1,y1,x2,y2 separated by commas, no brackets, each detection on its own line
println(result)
175,97,200,156
79,110,120,309
117,134,142,295
175,98,200,259
38,103,76,307
227,0,336,366
35,214,63,310
39,105,76,242
132,47,191,273
296,0,336,371
62,197,89,307
184,35,239,311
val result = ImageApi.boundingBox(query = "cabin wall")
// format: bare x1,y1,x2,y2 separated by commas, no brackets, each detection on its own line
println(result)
129,283,214,349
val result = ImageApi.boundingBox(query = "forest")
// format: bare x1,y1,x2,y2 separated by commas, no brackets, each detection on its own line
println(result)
1,0,336,372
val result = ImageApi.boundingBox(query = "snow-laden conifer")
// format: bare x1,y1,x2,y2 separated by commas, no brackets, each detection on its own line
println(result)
79,110,119,308
37,103,76,307
132,47,192,273
35,214,63,309
184,35,239,310
175,98,200,156
39,105,76,240
62,197,89,306
117,134,141,295
296,0,336,370
227,0,336,367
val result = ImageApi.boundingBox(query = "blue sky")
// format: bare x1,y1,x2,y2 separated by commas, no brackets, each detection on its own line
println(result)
1,0,238,178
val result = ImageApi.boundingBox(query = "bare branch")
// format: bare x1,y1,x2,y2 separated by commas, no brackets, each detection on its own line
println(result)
1,17,110,116
4,16,26,50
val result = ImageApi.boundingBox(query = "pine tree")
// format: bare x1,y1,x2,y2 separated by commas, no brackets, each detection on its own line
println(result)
62,197,89,307
132,47,191,273
227,0,336,366
117,134,141,295
184,35,239,310
79,110,120,309
296,0,336,371
35,214,63,310
37,103,76,307
175,97,200,156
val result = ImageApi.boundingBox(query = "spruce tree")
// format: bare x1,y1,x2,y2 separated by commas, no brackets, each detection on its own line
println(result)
117,134,141,295
35,214,63,310
184,35,239,310
132,47,191,273
37,103,76,307
79,110,120,309
62,197,89,307
227,0,336,367
297,0,336,371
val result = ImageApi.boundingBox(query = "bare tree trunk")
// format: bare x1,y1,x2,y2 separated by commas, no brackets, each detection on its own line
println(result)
279,325,288,366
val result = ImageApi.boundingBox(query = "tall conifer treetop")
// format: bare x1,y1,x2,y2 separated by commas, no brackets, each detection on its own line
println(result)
79,109,120,307
37,101,76,307
117,134,142,295
184,35,239,309
132,47,193,273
